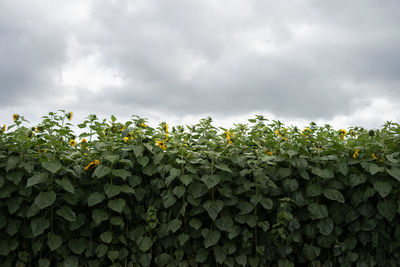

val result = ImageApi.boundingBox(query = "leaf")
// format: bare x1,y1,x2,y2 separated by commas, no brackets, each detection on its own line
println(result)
34,191,56,210
31,217,50,237
173,186,186,198
108,198,126,213
303,244,320,261
38,259,50,267
104,155,119,164
322,189,345,203
260,198,273,210
387,167,400,182
201,229,221,248
167,219,182,233
178,233,189,246
56,206,76,222
214,246,227,264
316,218,334,235
377,200,396,221
349,174,367,187
373,181,392,198
92,209,109,224
100,231,113,244
368,163,383,175
312,167,334,179
138,156,150,167
162,190,176,208
47,233,62,251
202,174,221,189
180,175,193,186
104,184,121,198
215,164,233,174
88,192,105,206
112,169,131,181
55,177,75,194
282,179,299,192
166,168,181,187
195,248,208,263
203,200,224,221
236,255,248,266
42,161,62,174
189,218,202,230
307,203,328,220
137,236,153,252
215,216,234,232
27,173,48,187
306,184,322,197
132,145,144,157
5,156,19,172
92,165,111,179
68,238,87,254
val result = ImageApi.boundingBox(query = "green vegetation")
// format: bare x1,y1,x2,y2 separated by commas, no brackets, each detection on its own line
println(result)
0,111,399,266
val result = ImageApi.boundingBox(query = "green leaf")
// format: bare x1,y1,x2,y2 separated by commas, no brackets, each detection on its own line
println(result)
47,233,62,251
167,219,182,233
92,165,111,179
377,200,396,221
387,167,400,182
215,164,233,174
137,236,153,252
100,231,113,244
349,174,367,187
203,200,224,221
132,145,144,157
202,174,221,189
104,184,121,198
282,179,299,192
34,191,56,210
195,248,208,263
38,259,50,267
88,192,105,206
307,203,328,220
112,169,130,180
260,198,273,210
68,238,87,254
215,216,234,232
180,174,193,186
214,246,227,264
322,189,345,203
189,218,202,230
336,162,349,175
306,184,322,197
55,177,75,194
104,155,119,164
95,244,108,257
303,244,320,261
316,218,334,235
92,209,109,224
42,161,62,174
373,181,392,198
178,233,190,246
312,167,334,179
108,198,126,213
137,156,150,167
173,186,186,198
368,163,383,175
31,217,50,237
107,250,120,261
56,206,76,222
236,255,248,266
201,229,221,248
5,156,19,172
27,173,48,187
162,190,176,208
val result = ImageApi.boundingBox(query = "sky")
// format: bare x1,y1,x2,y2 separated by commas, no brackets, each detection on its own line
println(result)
1,0,399,130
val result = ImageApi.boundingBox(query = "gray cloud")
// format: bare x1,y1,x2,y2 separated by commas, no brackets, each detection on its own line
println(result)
0,0,399,127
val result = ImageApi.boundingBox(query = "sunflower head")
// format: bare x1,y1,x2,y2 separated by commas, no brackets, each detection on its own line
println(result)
1,124,5,133
69,139,77,147
156,140,166,150
13,114,19,121
141,122,147,128
27,131,34,138
80,138,87,144
66,112,73,121
123,136,129,142
353,148,360,159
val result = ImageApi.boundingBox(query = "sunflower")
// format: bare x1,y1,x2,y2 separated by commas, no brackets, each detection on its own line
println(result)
339,129,347,140
156,140,166,150
225,131,233,144
123,136,129,142
1,124,5,133
302,128,311,136
80,138,87,144
264,150,273,156
353,148,360,159
141,122,147,128
69,139,77,147
13,114,19,121
84,160,100,171
66,112,73,121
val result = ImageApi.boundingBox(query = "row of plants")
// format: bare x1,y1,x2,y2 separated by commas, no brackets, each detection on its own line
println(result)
0,111,399,266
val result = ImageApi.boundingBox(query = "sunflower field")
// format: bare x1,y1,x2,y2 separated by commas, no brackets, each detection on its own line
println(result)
0,111,400,266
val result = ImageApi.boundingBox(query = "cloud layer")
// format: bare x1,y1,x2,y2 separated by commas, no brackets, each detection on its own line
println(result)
0,0,399,128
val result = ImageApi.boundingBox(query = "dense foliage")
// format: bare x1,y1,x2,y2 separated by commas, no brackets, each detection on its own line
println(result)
0,111,399,266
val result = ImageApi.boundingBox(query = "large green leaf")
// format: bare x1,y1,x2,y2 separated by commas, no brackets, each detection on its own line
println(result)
322,189,345,203
68,238,87,254
55,177,74,194
104,184,121,198
137,236,153,252
162,190,176,208
387,167,400,182
42,161,62,174
316,218,334,235
31,217,50,237
377,200,396,221
203,200,224,221
137,156,150,167
167,219,182,233
56,206,76,222
27,173,48,187
215,164,233,174
5,156,19,172
92,165,111,179
307,203,328,220
34,191,56,210
349,174,367,187
112,169,131,181
312,167,334,179
108,198,126,213
132,145,144,158
201,229,221,248
88,192,105,206
214,246,227,264
100,231,113,244
202,174,221,189
373,181,392,198
306,184,322,197
47,233,62,251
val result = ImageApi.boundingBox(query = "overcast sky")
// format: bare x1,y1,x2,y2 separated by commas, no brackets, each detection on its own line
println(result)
1,0,399,130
